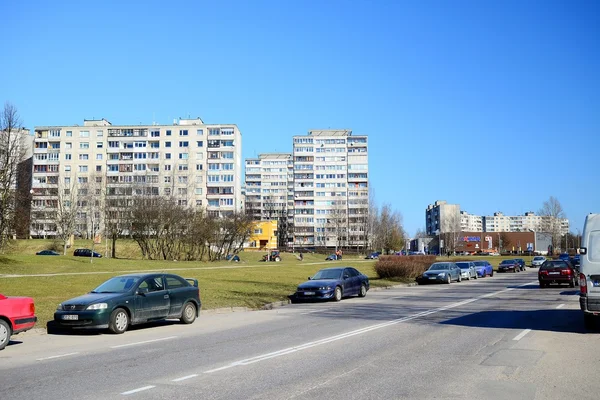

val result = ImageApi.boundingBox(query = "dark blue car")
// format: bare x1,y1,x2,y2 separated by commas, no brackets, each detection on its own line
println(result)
292,267,369,302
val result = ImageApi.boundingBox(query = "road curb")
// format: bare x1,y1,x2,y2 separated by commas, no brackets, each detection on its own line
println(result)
21,282,418,335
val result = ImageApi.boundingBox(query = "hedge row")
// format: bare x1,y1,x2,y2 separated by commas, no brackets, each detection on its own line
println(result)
373,255,437,279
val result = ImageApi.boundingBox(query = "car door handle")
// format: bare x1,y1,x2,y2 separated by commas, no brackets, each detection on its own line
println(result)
164,295,169,299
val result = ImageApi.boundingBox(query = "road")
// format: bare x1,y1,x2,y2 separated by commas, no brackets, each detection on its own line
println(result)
1,270,598,400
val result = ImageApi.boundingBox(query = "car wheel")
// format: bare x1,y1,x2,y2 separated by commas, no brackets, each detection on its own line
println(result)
584,314,596,330
109,308,129,334
0,319,11,351
333,286,343,301
180,302,197,324
473,273,478,280
569,278,576,288
358,284,367,298
446,274,451,284
490,270,494,277
275,257,281,262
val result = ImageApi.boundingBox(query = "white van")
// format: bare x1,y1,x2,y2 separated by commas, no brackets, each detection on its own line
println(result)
579,213,600,329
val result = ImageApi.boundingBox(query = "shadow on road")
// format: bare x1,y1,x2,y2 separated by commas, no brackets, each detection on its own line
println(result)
440,309,590,334
46,319,182,336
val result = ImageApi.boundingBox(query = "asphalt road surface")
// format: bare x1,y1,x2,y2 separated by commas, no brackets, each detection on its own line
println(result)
1,270,599,400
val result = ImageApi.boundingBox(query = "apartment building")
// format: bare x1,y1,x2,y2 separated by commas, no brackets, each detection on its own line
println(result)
0,128,33,238
483,211,569,235
425,200,461,235
292,130,368,248
244,153,293,220
460,211,483,232
30,118,242,238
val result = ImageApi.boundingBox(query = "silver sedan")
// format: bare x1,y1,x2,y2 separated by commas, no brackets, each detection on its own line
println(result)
455,261,478,280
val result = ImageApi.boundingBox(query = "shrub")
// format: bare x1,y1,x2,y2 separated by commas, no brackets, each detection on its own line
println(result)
374,255,437,279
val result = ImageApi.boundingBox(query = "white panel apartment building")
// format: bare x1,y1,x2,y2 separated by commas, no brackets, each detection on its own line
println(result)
460,211,483,232
292,130,368,248
484,211,569,235
244,153,294,223
30,118,242,238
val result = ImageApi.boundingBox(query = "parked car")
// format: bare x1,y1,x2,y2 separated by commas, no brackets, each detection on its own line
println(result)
571,254,580,268
36,249,60,256
539,260,577,288
558,253,571,262
498,259,520,273
531,256,546,268
325,254,338,261
73,248,102,258
365,252,380,260
472,260,494,277
579,213,600,329
225,254,240,262
455,261,478,280
291,267,369,302
514,258,526,271
54,273,201,334
416,262,462,284
0,294,37,350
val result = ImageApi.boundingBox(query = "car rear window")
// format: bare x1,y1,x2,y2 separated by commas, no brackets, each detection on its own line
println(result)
166,276,189,289
541,261,568,269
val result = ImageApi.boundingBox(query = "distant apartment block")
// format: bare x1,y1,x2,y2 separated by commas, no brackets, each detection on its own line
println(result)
244,153,293,221
483,211,569,235
425,200,461,235
30,118,242,238
292,130,368,248
426,202,569,236
460,211,483,232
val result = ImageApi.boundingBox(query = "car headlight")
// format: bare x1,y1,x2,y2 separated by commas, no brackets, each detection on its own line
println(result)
437,273,445,277
86,303,108,310
56,303,63,311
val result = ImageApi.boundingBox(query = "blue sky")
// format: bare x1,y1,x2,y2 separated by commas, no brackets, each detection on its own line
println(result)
1,0,598,236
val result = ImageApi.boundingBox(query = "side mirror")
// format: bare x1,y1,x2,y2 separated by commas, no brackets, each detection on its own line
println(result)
580,248,587,255
136,289,146,296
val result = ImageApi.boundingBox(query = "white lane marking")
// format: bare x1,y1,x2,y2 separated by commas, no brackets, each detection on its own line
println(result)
556,304,565,309
121,386,155,395
110,336,178,349
513,329,532,341
299,308,332,315
36,352,79,361
205,282,536,374
172,374,198,382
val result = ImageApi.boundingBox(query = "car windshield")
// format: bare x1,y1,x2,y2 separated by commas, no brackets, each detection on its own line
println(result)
500,260,515,265
92,276,141,293
473,261,486,266
533,257,544,261
312,269,342,280
428,263,450,271
456,262,471,269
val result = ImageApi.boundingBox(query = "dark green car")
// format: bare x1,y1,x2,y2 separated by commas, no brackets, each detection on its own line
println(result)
54,273,201,334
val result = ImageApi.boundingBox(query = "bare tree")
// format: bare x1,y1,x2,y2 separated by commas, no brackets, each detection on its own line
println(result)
440,211,462,254
372,203,405,254
538,196,566,250
55,181,79,255
0,103,26,251
104,183,133,258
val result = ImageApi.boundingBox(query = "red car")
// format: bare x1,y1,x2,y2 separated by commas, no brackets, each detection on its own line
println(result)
0,294,37,350
538,260,578,288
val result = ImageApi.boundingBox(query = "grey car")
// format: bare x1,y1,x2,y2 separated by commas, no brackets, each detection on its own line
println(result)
416,262,462,284
455,261,478,280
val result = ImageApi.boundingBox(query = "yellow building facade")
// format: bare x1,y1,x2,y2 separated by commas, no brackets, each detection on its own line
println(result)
246,220,278,250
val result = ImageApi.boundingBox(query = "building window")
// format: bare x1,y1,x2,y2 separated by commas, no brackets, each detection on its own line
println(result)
165,142,171,147
65,154,72,160
96,165,102,172
80,131,89,137
197,129,203,135
96,154,103,160
196,164,203,171
151,130,160,137
179,141,189,147
79,166,88,172
66,130,73,137
179,153,188,159
165,153,171,159
96,142,103,148
196,200,202,206
79,154,89,160
166,130,172,136
80,142,89,149
196,141,203,147
195,188,203,195
179,129,188,136
97,130,103,137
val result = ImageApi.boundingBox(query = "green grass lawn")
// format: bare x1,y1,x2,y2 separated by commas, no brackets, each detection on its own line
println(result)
0,239,536,329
